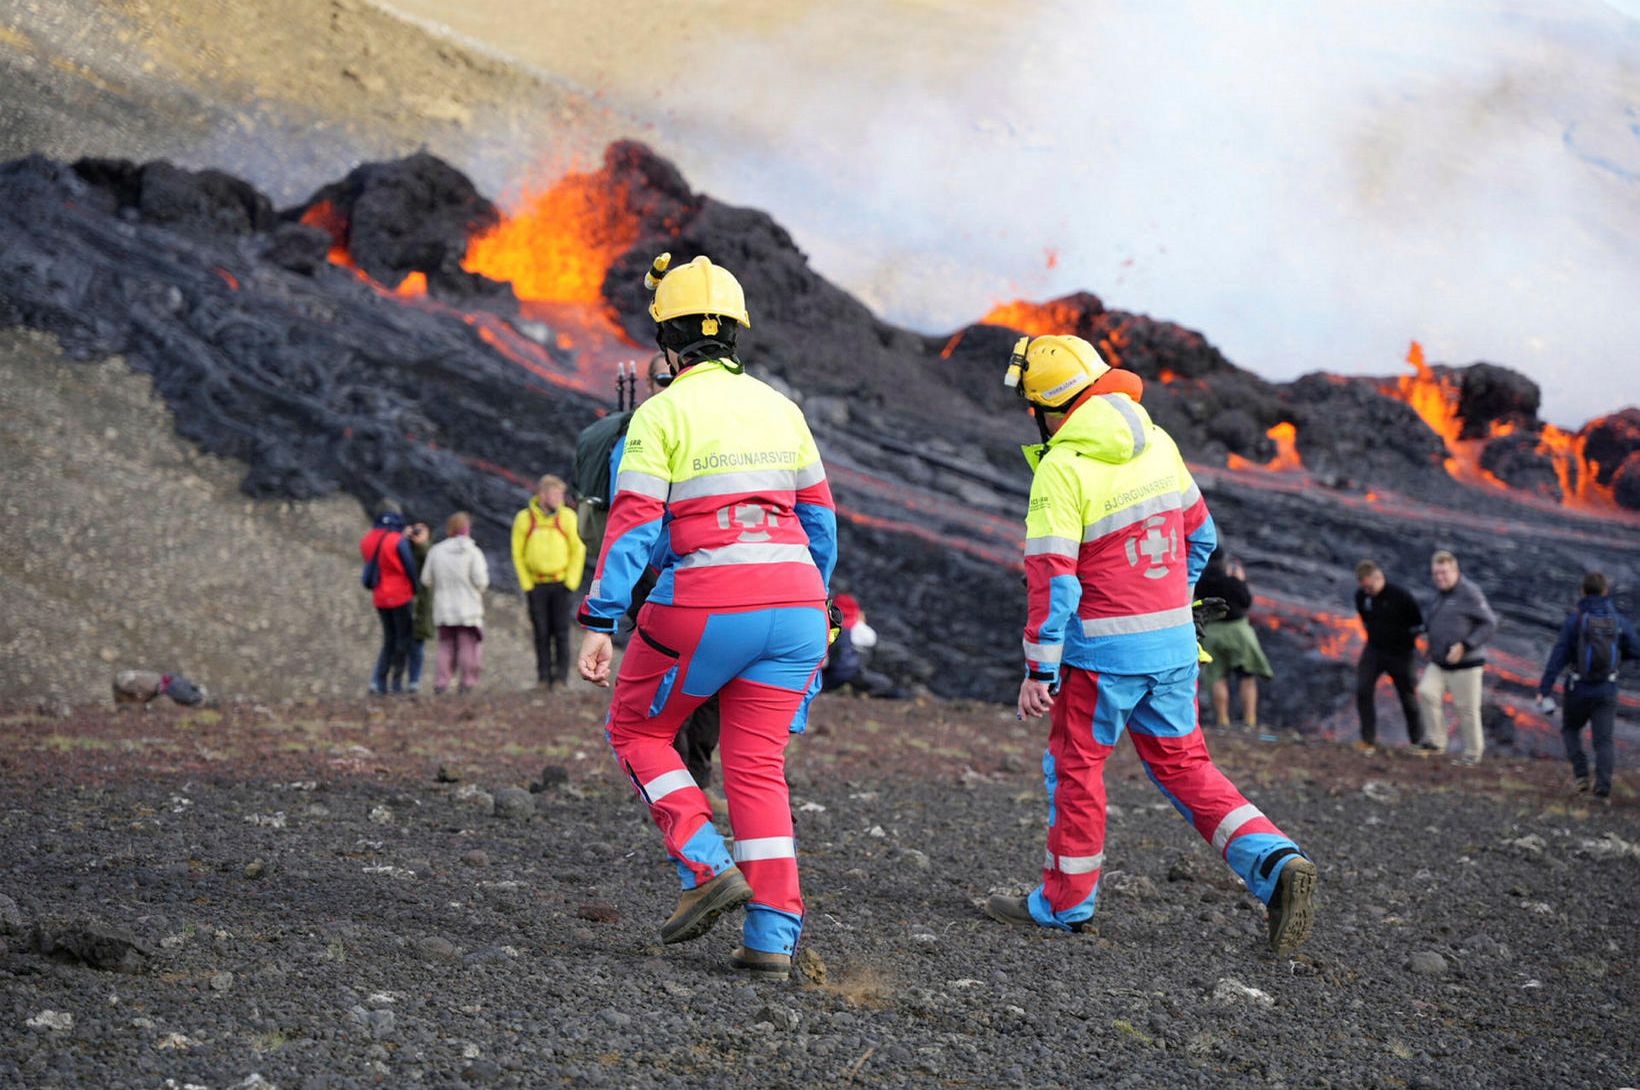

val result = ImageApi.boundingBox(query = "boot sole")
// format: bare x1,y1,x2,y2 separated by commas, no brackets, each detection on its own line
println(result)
982,899,1038,929
660,873,753,945
1268,858,1317,956
732,956,792,981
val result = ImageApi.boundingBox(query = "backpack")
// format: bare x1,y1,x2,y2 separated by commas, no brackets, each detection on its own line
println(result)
360,530,390,590
1575,610,1620,682
572,410,633,511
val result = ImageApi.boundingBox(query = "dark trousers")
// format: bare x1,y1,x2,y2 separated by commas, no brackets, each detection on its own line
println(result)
372,604,414,692
1356,645,1423,744
527,582,573,685
1563,690,1616,796
673,695,722,787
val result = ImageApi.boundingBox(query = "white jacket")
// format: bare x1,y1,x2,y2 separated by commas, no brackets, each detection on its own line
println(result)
421,535,490,628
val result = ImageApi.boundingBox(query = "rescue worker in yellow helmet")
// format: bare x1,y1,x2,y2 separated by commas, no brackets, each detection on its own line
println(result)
576,254,838,981
988,333,1318,954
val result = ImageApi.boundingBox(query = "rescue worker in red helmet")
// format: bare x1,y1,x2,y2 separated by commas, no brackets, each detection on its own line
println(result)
577,253,838,981
986,334,1318,955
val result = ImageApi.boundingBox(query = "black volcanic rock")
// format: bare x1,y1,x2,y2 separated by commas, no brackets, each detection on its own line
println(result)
1583,407,1640,487
290,151,512,301
1480,432,1561,497
1457,362,1540,437
72,157,273,237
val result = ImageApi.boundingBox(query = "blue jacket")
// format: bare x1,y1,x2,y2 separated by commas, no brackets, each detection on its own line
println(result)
1538,595,1639,699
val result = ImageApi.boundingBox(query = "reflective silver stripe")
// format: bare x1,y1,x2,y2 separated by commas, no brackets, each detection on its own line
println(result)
1023,640,1063,664
1101,394,1148,458
677,542,816,570
1081,605,1194,637
1081,491,1182,542
1211,803,1265,853
585,578,601,599
614,470,670,500
1024,535,1079,558
642,769,697,803
669,469,798,501
732,836,796,862
1054,852,1105,875
1181,480,1202,509
793,461,828,490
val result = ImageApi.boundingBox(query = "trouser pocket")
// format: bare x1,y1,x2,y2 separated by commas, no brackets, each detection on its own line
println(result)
639,627,683,718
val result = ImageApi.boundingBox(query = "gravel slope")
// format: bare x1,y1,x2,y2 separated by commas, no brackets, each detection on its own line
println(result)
0,691,1634,1089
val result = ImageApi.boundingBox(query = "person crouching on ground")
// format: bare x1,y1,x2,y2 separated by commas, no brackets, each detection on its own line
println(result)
1353,559,1429,754
984,333,1316,955
1417,549,1497,765
512,475,586,690
576,253,838,981
1194,548,1273,733
1537,571,1638,804
422,512,491,694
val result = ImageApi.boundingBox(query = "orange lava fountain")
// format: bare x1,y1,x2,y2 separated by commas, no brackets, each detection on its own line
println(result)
1227,422,1304,473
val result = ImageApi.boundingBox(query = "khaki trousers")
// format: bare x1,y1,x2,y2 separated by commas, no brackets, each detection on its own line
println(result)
1417,664,1485,760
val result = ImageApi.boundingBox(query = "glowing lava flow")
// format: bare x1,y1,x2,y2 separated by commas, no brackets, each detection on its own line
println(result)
1227,422,1303,473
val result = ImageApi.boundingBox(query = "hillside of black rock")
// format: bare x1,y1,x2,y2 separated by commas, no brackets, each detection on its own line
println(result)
0,145,1635,757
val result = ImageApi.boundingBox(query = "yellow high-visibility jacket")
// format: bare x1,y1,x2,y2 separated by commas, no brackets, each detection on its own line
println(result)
511,498,586,592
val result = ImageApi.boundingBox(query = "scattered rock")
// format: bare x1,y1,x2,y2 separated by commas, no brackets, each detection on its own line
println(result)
754,1002,800,1030
494,787,534,821
32,921,152,973
244,859,266,880
795,947,829,984
368,805,394,825
454,784,495,814
435,764,462,783
209,970,234,991
530,765,569,792
898,848,931,871
1408,951,1448,976
1362,780,1401,804
414,936,458,962
1103,871,1161,898
348,1005,396,1039
155,1031,197,1050
1575,833,1639,860
461,849,489,867
0,893,24,934
225,1076,279,1090
1209,979,1275,1008
575,902,619,924
26,1009,74,1031
1503,834,1547,856
461,1058,502,1084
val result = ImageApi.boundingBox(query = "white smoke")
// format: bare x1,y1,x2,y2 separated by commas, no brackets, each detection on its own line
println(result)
533,0,1640,428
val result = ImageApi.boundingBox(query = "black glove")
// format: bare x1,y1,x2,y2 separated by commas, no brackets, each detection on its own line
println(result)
1192,597,1229,643
827,599,844,647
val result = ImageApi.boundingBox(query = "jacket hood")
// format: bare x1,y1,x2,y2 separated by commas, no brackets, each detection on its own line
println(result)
373,512,406,531
1577,594,1612,613
1048,393,1156,465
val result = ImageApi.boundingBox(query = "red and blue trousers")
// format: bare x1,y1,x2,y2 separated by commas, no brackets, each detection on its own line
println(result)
607,600,828,954
1031,663,1308,929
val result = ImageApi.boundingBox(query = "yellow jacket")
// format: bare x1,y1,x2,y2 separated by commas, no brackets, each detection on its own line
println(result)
511,499,586,592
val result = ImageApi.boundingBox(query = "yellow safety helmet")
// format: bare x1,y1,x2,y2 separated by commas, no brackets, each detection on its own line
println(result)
646,253,751,334
1002,334,1111,410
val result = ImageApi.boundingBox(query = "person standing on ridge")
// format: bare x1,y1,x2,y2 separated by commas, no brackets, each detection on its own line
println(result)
422,511,491,694
577,253,838,981
512,475,586,689
1536,571,1638,803
1194,548,1273,734
406,520,433,695
1352,559,1428,754
1416,550,1497,765
360,499,418,695
983,333,1316,955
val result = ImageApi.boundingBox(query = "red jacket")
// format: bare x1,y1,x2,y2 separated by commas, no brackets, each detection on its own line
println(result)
360,527,415,609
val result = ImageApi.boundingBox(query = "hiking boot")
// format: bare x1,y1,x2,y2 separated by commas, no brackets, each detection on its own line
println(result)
1450,754,1481,767
983,894,1088,933
1405,744,1435,758
659,867,752,945
1352,741,1377,755
1267,857,1317,956
1571,776,1591,795
1414,742,1441,755
731,945,792,981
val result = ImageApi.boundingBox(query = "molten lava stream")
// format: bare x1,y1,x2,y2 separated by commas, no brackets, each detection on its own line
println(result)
1227,422,1304,474
461,164,651,395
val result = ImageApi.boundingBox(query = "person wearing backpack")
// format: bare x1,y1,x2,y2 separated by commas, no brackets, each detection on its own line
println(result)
511,475,586,689
1536,571,1639,803
359,500,419,695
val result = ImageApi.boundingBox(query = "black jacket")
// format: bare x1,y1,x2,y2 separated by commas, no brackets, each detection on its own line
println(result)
1355,582,1424,656
1195,568,1252,621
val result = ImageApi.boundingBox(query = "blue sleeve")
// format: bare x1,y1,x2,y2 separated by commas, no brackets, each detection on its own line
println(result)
1185,512,1217,590
1621,612,1640,662
1539,613,1577,695
607,435,626,503
795,503,838,591
397,537,417,583
577,497,665,632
